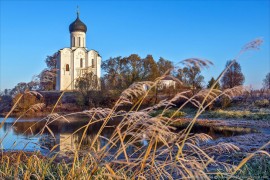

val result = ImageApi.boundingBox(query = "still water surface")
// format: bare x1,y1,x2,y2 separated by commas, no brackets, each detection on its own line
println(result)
0,117,116,155
0,117,255,155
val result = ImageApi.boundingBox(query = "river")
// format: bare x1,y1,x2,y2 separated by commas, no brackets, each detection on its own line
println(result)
0,117,256,155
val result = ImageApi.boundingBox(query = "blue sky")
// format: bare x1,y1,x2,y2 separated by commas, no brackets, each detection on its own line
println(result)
0,0,269,91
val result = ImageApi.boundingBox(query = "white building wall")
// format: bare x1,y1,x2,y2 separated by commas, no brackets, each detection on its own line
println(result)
88,50,95,71
73,48,87,88
159,80,176,89
97,56,101,79
60,49,72,90
56,48,101,91
56,54,61,91
70,32,86,48
89,50,100,75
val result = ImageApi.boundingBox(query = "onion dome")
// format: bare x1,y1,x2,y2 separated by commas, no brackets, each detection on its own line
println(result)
69,12,87,33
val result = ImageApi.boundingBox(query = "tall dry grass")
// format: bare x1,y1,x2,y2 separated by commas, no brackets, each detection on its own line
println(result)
1,38,269,179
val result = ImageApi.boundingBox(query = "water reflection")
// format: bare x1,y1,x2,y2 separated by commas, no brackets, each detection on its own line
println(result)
0,117,117,155
0,117,256,155
177,124,257,139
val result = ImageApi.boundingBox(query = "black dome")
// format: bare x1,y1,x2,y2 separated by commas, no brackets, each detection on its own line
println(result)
69,13,87,33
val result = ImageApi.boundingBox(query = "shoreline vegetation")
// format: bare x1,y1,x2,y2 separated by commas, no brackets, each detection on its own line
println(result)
1,150,268,179
1,38,270,179
1,95,270,119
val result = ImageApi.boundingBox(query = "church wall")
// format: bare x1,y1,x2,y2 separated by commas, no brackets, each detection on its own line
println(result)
73,48,87,88
60,49,72,90
85,53,89,67
56,48,101,91
88,50,101,89
97,56,101,79
88,50,93,68
56,53,61,91
88,50,97,75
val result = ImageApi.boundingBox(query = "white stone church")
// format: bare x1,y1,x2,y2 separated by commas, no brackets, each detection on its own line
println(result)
56,11,101,91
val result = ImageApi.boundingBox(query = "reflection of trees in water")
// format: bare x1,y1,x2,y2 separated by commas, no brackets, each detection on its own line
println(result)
9,117,121,136
38,121,117,153
2,118,253,157
3,119,131,153
179,125,244,140
12,121,46,135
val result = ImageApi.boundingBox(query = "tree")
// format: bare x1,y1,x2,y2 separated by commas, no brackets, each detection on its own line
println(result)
38,69,57,91
221,60,245,89
207,77,221,89
75,72,98,95
102,56,126,90
39,52,58,91
123,54,144,86
75,72,99,106
157,57,174,76
0,93,12,113
10,82,29,96
3,89,11,96
45,53,57,69
143,55,159,81
12,93,43,113
102,54,145,90
102,54,174,91
176,66,204,94
263,72,270,89
27,75,40,90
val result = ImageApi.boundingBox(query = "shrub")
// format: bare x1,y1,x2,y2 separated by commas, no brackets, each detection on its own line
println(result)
254,99,269,107
12,92,44,114
221,96,231,108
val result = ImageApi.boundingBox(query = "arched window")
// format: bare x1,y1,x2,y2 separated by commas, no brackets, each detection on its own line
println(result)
79,37,81,46
66,64,70,71
73,37,75,47
92,59,95,68
80,58,83,68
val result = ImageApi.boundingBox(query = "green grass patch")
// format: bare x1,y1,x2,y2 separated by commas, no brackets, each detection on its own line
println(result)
150,109,186,118
236,156,270,179
204,109,270,120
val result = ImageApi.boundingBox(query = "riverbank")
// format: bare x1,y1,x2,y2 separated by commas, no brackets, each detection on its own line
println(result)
172,118,270,152
1,115,269,179
0,108,83,119
1,132,269,179
2,114,269,154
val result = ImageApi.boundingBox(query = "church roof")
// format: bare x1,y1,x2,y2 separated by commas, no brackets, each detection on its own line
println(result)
161,76,176,81
69,12,87,33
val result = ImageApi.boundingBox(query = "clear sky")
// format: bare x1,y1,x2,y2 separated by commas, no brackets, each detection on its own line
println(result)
0,0,269,91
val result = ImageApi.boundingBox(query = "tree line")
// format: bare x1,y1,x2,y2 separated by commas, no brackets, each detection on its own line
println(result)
101,54,173,90
1,52,270,113
101,54,255,93
1,52,270,98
